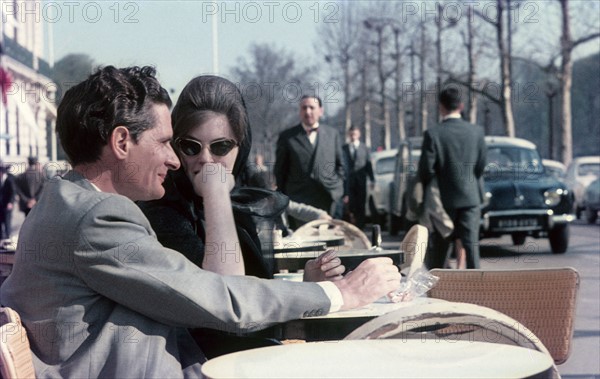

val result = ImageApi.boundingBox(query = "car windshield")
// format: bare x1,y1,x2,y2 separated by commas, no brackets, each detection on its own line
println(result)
578,163,600,177
376,157,396,175
485,146,543,173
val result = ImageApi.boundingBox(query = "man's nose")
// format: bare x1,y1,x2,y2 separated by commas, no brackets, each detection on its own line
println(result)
166,145,181,170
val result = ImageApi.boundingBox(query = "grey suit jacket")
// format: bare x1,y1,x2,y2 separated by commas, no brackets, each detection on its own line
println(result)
274,124,345,206
418,118,487,211
0,171,330,378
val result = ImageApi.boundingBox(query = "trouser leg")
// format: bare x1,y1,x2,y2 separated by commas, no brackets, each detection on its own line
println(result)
454,206,481,269
425,227,450,269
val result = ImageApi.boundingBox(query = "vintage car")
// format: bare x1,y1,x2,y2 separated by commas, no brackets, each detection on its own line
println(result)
542,159,567,180
481,136,575,254
365,149,397,227
583,177,600,224
565,155,600,218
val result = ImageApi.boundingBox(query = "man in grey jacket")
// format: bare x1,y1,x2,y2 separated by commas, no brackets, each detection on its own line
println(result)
0,66,400,378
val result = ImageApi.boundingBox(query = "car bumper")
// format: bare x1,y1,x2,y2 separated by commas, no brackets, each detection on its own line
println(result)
481,209,575,233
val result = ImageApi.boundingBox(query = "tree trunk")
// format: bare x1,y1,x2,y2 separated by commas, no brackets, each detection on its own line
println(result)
362,61,372,149
467,16,478,124
420,24,428,134
364,100,372,149
410,43,418,136
375,27,390,150
343,59,352,133
497,0,516,137
559,0,573,166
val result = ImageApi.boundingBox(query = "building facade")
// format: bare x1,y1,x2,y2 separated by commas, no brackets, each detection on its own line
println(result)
1,0,57,173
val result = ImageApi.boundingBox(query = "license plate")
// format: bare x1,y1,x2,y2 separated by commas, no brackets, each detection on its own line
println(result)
497,218,539,228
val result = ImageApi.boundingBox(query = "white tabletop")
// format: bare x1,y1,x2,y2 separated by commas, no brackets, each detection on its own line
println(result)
201,339,553,379
309,296,442,319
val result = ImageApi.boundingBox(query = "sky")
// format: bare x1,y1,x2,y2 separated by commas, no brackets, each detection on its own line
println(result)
17,0,599,104
46,0,328,98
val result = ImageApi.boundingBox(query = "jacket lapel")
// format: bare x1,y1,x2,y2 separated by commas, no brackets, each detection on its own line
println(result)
291,124,314,155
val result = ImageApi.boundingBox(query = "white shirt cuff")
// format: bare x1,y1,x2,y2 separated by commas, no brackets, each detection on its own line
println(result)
316,281,344,313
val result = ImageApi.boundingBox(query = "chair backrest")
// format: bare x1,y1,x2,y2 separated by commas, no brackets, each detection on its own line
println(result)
293,219,371,250
0,307,36,379
398,224,428,276
344,301,560,378
427,268,580,364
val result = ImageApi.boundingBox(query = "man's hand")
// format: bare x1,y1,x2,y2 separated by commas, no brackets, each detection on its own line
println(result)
333,258,400,310
303,249,344,282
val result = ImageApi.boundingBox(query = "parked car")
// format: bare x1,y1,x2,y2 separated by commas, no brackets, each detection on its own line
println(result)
389,137,422,235
481,136,575,254
565,156,600,218
542,159,567,180
583,177,600,224
365,149,397,228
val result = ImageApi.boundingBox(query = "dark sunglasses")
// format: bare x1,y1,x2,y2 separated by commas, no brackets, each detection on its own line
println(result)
175,138,238,157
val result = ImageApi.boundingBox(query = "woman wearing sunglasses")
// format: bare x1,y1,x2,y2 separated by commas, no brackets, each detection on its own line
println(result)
138,75,344,357
138,75,343,280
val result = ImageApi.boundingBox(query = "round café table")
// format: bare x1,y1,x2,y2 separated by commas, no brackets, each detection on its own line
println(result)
285,235,346,247
279,296,438,341
274,248,404,273
201,339,554,379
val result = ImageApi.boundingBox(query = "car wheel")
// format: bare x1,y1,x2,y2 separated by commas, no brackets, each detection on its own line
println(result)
549,224,569,254
585,207,598,224
511,232,527,246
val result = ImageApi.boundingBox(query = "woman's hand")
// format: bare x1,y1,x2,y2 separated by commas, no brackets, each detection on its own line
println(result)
303,249,345,282
191,163,236,198
191,163,243,276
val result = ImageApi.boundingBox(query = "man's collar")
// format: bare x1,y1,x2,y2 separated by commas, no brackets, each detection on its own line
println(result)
302,122,319,132
442,113,462,121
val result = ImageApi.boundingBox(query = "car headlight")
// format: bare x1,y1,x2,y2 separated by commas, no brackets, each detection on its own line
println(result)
544,188,564,207
483,191,492,207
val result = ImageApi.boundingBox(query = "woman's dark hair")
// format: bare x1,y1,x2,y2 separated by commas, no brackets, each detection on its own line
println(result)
56,66,172,165
171,75,251,179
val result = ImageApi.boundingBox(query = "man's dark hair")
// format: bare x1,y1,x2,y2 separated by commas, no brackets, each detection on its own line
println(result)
56,66,172,166
301,95,322,108
439,88,462,111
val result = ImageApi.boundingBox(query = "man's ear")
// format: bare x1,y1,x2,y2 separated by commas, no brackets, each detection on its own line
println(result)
110,126,131,160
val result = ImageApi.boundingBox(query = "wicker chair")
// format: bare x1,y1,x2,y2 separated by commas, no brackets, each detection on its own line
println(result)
344,301,559,378
427,268,580,365
293,219,372,250
398,224,428,276
0,307,36,379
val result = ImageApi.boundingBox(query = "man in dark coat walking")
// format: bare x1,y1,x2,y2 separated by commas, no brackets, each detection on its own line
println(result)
418,88,487,269
342,126,374,229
